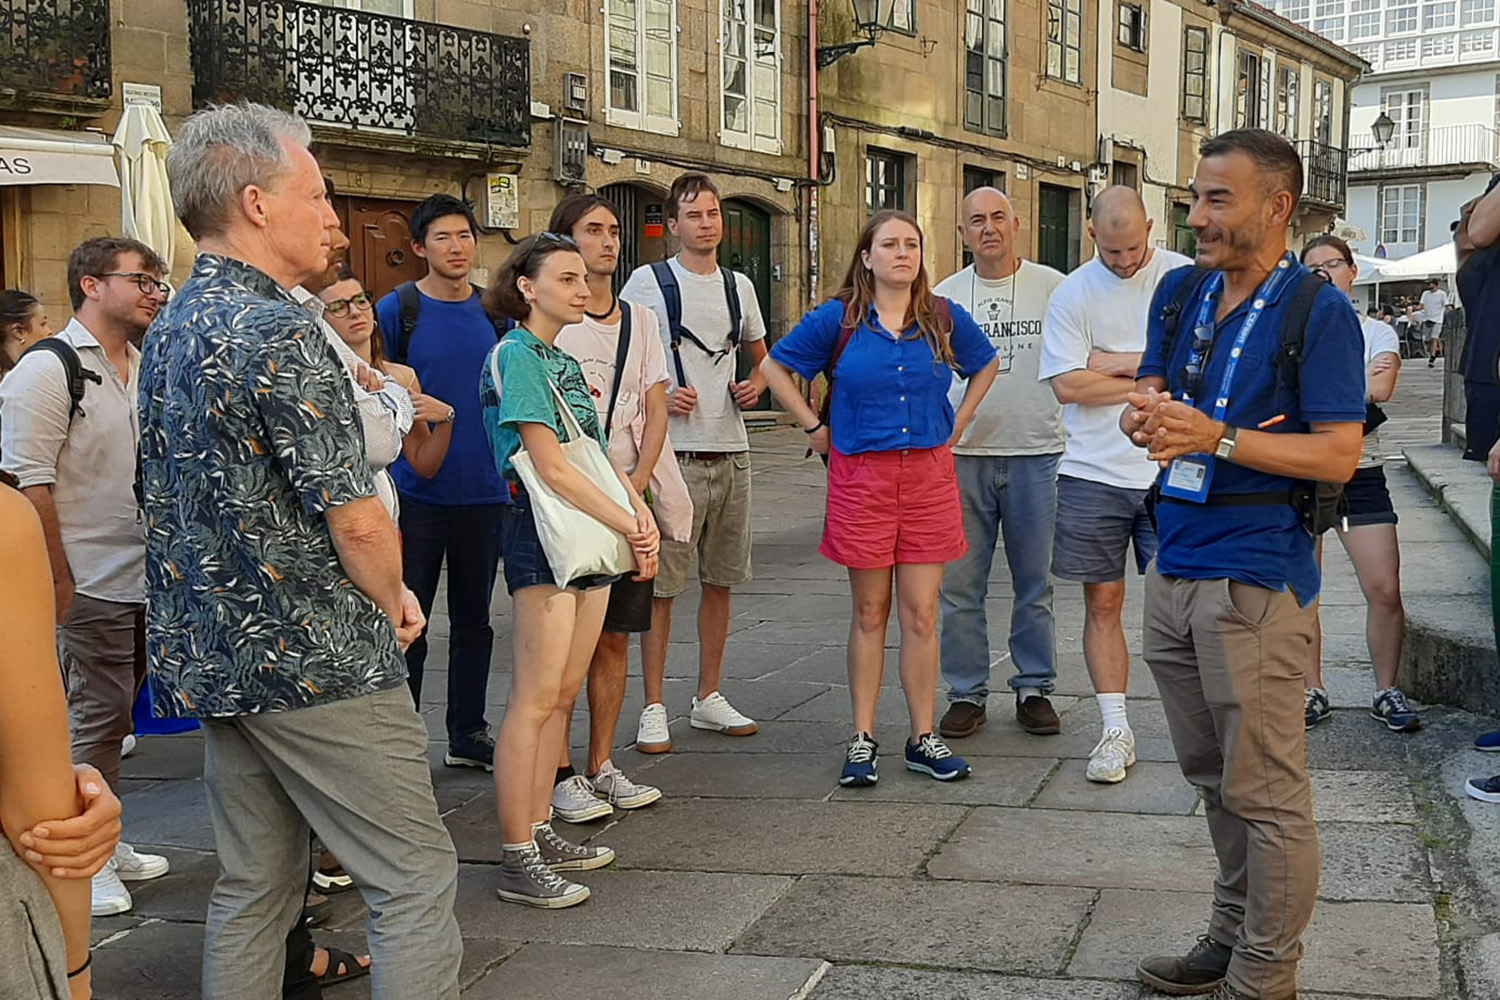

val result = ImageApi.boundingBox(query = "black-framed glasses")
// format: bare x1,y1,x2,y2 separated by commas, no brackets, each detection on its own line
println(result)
323,291,373,316
98,271,171,300
1309,258,1350,275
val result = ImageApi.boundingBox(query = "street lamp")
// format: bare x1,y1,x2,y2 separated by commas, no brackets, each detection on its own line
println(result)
1350,111,1396,153
817,0,892,69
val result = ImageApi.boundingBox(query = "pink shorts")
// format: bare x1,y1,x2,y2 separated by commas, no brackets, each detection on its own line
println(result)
821,445,968,569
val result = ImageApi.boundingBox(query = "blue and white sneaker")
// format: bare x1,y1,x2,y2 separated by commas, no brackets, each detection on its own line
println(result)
1467,774,1500,803
1475,731,1500,752
905,733,971,781
1371,688,1421,733
840,732,879,787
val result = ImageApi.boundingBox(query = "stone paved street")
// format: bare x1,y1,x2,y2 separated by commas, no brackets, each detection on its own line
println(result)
94,366,1499,999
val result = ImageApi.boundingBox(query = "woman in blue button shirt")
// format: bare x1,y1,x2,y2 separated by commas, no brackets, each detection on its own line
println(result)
761,209,999,788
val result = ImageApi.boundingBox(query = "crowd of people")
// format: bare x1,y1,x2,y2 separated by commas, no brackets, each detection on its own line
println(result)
0,100,1497,1000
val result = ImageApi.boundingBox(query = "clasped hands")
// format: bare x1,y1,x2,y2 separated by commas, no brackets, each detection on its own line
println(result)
1122,387,1227,467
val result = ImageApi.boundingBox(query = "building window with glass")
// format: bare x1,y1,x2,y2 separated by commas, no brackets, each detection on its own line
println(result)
1118,1,1147,50
965,0,1008,137
1388,0,1419,32
1236,50,1262,128
1182,27,1209,123
1462,0,1497,23
1380,184,1424,245
721,0,780,153
1385,88,1427,149
867,149,912,214
1284,0,1311,21
1424,0,1458,26
606,0,679,135
886,0,918,33
1314,79,1335,144
1047,0,1085,83
1276,64,1301,138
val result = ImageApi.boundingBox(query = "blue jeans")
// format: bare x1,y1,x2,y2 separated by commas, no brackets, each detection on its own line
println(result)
399,497,504,742
939,453,1060,703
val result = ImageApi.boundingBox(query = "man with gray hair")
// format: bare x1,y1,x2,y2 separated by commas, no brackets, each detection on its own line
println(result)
138,103,462,999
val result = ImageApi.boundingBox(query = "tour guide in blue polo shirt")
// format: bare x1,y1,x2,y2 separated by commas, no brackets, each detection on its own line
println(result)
1121,131,1365,1000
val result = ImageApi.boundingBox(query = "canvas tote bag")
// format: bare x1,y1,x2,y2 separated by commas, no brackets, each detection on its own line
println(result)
493,343,636,585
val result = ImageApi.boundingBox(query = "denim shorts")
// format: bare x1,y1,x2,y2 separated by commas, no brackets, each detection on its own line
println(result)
1342,465,1398,527
500,490,622,595
1052,475,1158,583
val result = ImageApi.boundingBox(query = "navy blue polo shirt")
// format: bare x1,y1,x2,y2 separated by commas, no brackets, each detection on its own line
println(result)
1139,258,1366,605
375,288,507,506
1460,174,1500,459
771,298,997,455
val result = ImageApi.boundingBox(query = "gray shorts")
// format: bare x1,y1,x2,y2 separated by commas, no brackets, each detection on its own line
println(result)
1051,475,1158,583
1422,321,1440,341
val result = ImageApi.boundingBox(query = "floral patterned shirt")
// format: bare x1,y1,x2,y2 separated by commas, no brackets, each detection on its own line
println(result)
138,254,405,718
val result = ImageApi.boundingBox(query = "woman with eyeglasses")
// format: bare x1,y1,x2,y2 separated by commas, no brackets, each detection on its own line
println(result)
759,210,999,788
318,266,456,493
1299,235,1418,733
480,232,659,908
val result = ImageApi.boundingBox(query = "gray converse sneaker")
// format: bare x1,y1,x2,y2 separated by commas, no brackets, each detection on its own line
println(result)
590,760,663,810
496,845,590,909
535,822,616,872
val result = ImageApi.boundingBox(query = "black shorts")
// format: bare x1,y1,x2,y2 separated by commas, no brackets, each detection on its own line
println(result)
602,576,654,633
1342,466,1397,528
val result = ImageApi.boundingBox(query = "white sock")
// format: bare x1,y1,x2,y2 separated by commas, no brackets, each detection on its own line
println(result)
1017,686,1043,703
503,841,534,854
1097,693,1131,734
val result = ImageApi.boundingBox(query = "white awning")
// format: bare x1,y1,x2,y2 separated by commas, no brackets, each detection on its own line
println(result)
0,126,119,188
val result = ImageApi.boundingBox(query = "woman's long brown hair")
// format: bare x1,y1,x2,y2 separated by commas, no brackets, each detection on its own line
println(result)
331,264,390,375
836,210,956,368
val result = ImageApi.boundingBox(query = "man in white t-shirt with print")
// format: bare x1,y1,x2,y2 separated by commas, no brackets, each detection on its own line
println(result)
935,187,1067,741
620,173,769,752
1420,277,1448,367
1040,186,1193,784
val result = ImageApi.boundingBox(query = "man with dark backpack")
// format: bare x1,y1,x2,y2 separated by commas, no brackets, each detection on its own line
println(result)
374,193,507,770
620,173,769,753
0,236,173,918
1120,131,1365,1000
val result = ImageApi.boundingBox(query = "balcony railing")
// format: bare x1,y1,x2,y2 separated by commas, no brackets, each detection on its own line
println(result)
0,0,112,106
1296,139,1348,210
1348,124,1500,173
187,0,530,149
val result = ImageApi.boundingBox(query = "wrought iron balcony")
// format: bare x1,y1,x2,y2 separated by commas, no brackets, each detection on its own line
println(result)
1348,124,1500,173
187,0,530,150
1296,139,1348,211
0,0,112,111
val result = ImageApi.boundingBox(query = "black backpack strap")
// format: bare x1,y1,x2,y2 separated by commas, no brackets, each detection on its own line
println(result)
604,301,633,442
393,281,421,365
1274,271,1330,407
1159,266,1212,383
20,338,99,422
472,282,512,342
651,261,689,389
721,266,742,348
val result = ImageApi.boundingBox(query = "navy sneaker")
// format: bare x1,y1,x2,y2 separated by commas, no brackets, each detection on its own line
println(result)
1475,731,1500,752
1305,688,1332,729
444,728,495,771
840,732,879,787
1467,774,1500,803
905,733,971,781
1371,688,1421,733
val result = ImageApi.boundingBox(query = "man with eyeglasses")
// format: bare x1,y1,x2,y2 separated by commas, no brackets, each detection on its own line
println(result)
0,235,172,918
1120,130,1365,1000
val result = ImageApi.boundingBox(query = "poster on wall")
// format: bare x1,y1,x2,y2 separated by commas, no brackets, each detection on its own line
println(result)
645,204,664,239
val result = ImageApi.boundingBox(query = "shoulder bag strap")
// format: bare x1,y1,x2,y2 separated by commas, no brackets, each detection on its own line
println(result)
394,281,421,364
604,302,633,441
721,266,742,348
544,376,589,445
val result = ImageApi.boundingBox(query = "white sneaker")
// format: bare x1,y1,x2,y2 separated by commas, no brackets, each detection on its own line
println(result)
689,692,758,737
91,860,133,916
1086,727,1137,784
636,702,673,754
113,841,170,882
551,774,612,824
591,760,663,810
121,733,137,758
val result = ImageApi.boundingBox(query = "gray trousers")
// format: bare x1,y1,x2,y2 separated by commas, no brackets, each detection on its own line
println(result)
1143,565,1320,1000
60,594,147,793
200,686,462,1000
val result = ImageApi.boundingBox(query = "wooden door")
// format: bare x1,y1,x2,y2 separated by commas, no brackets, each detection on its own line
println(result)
1037,183,1072,274
340,196,425,302
721,199,773,407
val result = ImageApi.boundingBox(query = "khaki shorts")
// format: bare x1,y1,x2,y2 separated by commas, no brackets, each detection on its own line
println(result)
655,452,753,598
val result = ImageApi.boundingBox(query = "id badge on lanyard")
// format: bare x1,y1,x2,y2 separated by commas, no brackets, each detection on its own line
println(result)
1159,259,1293,504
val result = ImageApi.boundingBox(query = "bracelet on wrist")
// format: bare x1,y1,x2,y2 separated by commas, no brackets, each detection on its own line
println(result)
68,954,92,979
803,420,824,434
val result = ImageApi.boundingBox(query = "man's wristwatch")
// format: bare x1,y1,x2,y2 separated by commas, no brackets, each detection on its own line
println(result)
443,407,456,424
1215,424,1239,460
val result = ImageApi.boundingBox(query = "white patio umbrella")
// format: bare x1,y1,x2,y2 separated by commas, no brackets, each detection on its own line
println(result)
112,103,176,272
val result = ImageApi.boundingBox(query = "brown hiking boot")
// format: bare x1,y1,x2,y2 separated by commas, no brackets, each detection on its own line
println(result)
1015,695,1061,735
1137,935,1232,995
939,701,987,738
